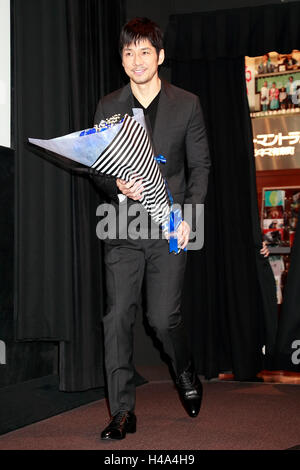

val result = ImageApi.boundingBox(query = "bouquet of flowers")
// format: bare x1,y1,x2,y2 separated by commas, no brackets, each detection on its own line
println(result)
29,109,184,253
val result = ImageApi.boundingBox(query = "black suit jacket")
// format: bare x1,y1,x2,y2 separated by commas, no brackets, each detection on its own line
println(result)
93,79,211,228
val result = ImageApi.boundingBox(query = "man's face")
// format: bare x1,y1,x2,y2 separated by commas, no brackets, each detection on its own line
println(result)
122,39,164,85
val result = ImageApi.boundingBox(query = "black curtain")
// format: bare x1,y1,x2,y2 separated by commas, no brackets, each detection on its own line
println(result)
60,0,126,391
14,0,126,391
175,57,275,380
164,1,300,379
165,3,300,61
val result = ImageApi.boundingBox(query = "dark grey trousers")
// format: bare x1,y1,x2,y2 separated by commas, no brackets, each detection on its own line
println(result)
103,238,190,416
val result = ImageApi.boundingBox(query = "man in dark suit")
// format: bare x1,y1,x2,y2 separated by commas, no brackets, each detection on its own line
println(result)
92,17,211,440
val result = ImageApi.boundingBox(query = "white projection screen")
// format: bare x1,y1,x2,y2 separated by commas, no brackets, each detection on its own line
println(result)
0,0,11,148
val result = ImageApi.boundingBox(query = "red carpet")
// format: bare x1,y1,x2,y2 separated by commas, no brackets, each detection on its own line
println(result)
0,371,300,450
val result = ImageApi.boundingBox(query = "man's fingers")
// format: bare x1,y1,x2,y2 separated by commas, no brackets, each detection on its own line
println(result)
130,188,144,200
260,247,269,257
121,180,144,200
117,176,144,195
177,230,187,247
128,181,143,195
178,233,188,249
176,222,190,249
119,178,138,189
125,179,137,189
181,239,189,250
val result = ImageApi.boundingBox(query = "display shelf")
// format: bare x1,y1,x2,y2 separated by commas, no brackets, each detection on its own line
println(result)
261,186,299,305
268,246,291,255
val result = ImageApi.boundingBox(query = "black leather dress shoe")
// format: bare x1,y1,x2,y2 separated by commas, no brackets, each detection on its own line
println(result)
101,411,137,440
176,363,203,418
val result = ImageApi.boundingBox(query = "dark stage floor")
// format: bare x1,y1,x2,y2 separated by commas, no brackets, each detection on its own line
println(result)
0,364,300,450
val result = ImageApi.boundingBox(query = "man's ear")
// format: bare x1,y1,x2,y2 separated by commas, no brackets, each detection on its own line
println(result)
158,49,165,66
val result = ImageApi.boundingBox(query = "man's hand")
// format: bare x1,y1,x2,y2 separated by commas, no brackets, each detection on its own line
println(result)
116,177,144,201
260,241,270,258
177,220,191,250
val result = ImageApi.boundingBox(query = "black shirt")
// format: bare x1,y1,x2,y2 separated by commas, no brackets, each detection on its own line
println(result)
130,91,162,236
133,90,161,134
116,91,161,197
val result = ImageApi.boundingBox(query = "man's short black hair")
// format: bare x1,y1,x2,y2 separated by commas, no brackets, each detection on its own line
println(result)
119,17,164,56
